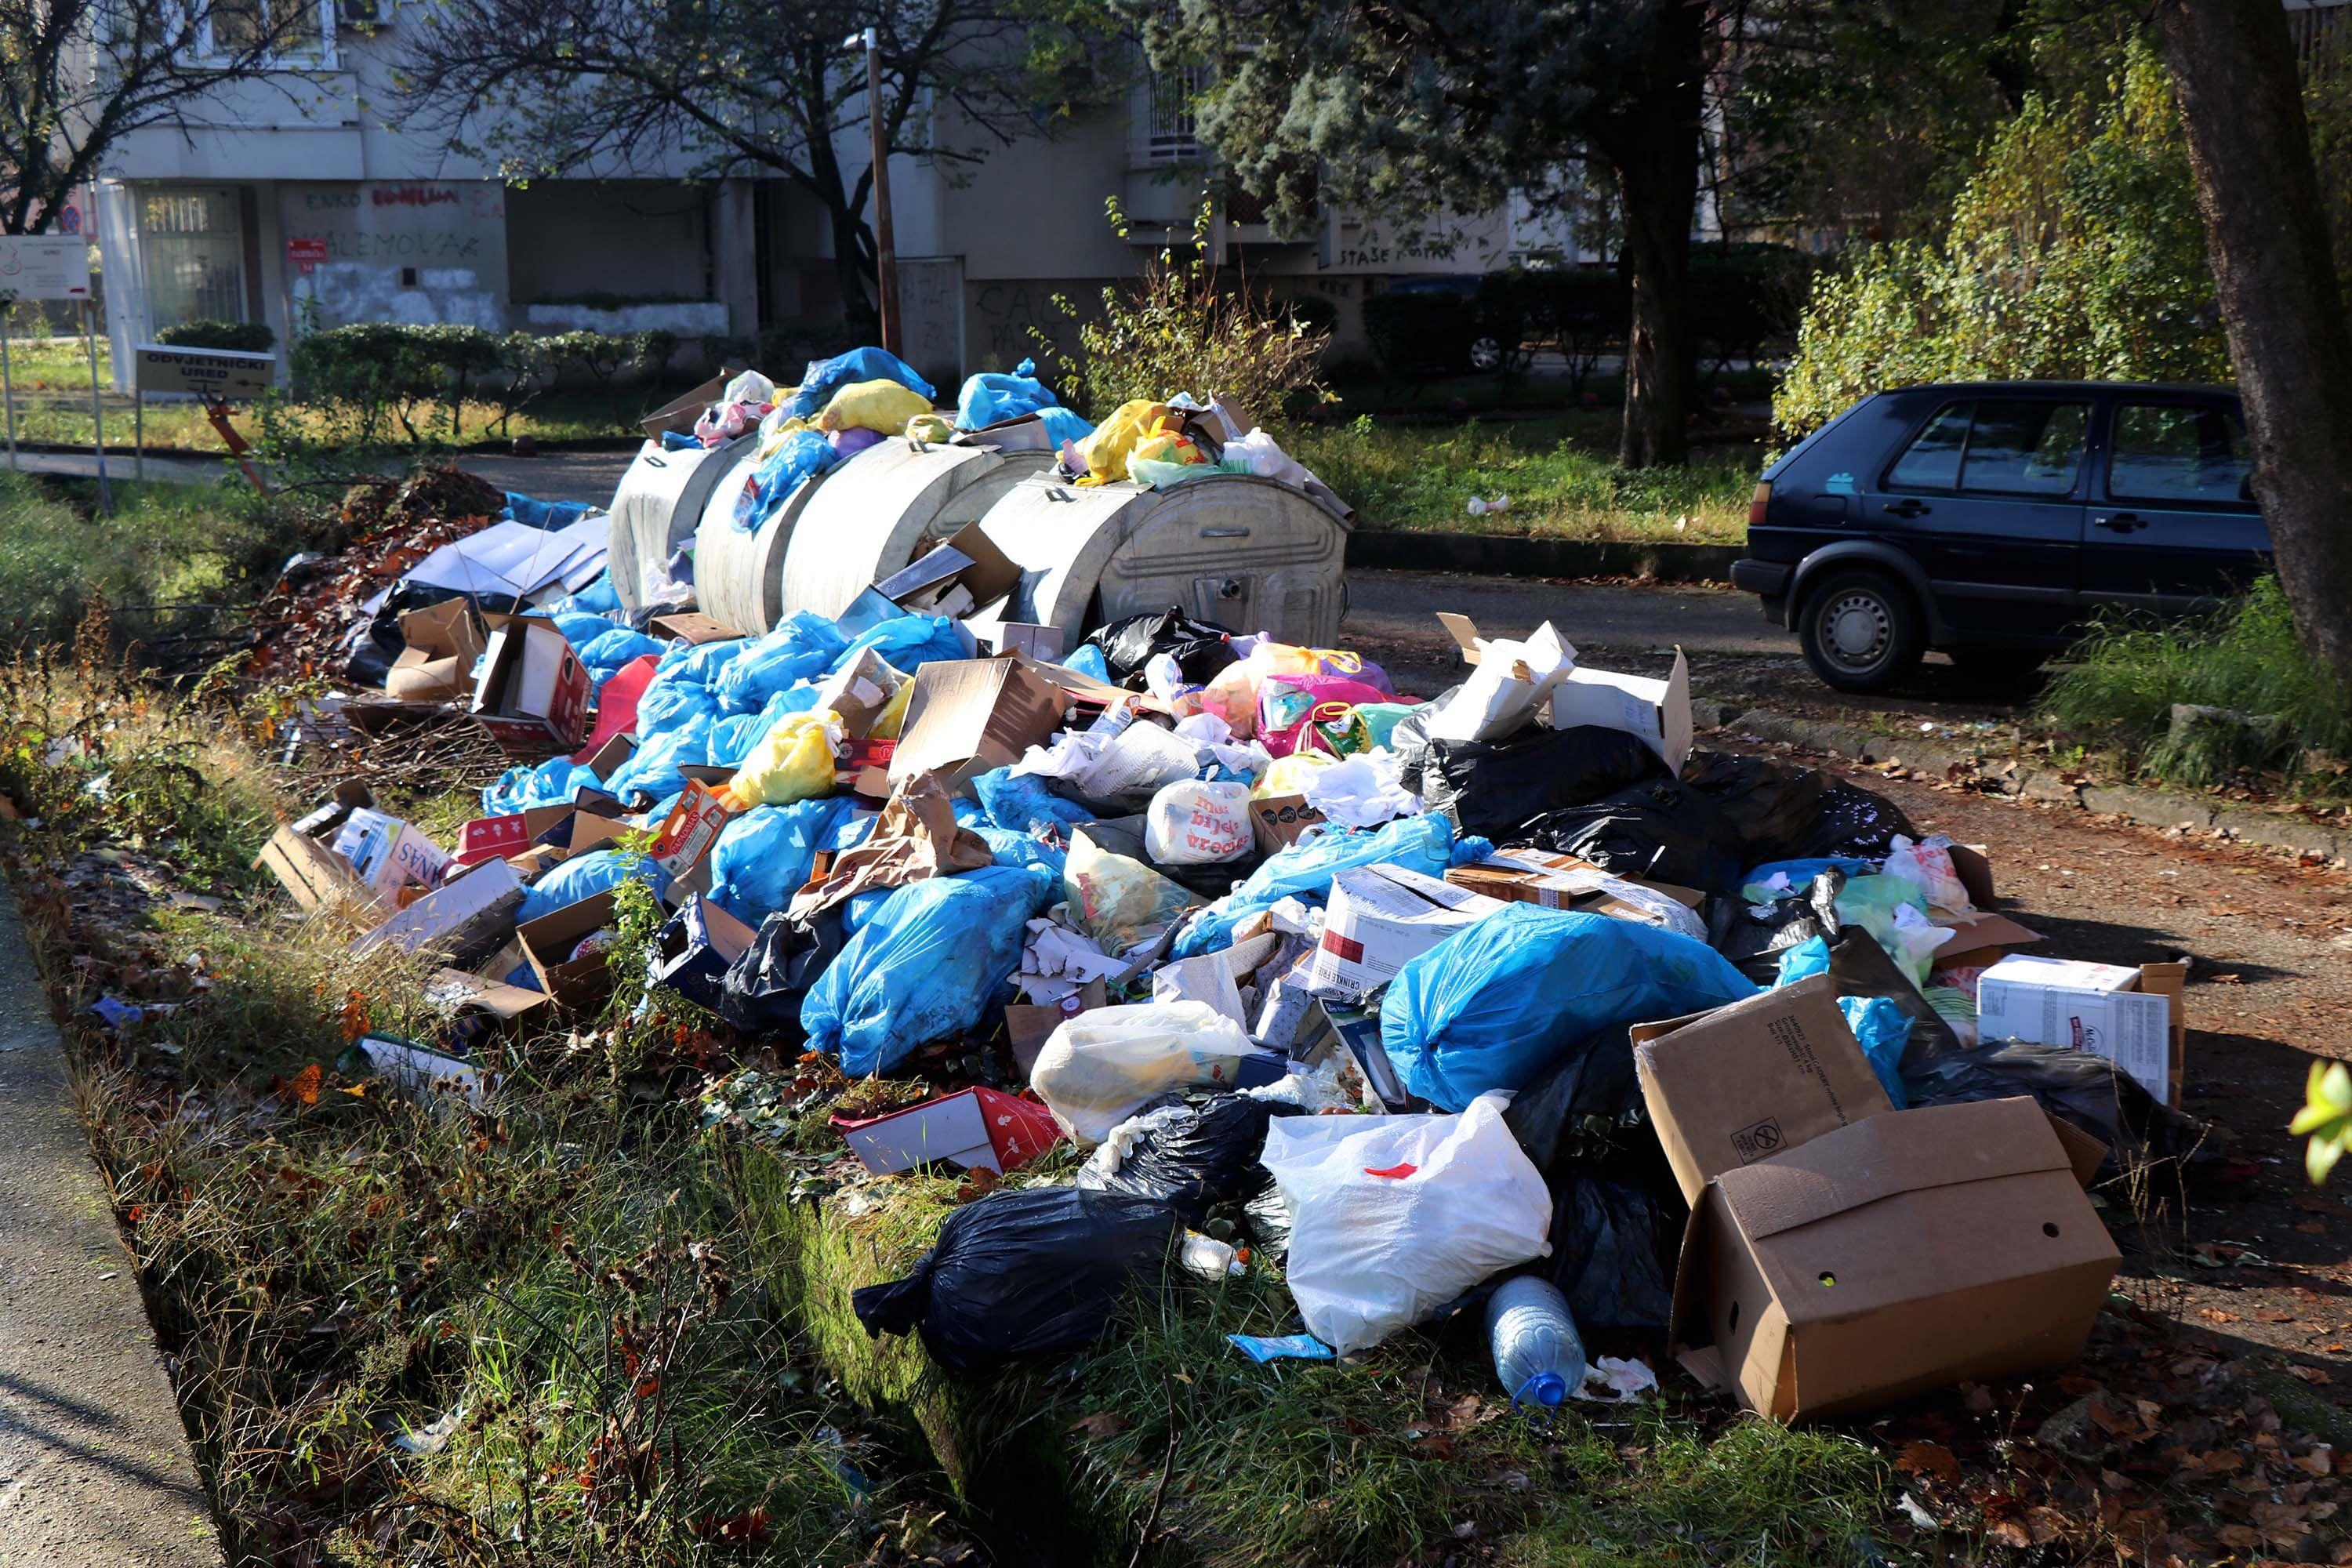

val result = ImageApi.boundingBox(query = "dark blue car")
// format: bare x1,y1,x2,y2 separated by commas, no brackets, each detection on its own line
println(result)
1731,382,2272,691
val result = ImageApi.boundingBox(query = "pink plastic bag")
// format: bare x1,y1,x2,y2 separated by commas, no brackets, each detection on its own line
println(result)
1256,674,1393,757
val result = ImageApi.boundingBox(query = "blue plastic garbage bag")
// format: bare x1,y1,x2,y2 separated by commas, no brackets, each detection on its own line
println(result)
1036,406,1095,449
706,796,865,924
712,684,822,766
551,569,622,618
974,766,1095,837
780,347,937,422
801,864,1054,1076
1382,906,1759,1110
1175,814,1489,958
837,614,968,676
650,635,752,694
517,849,670,926
956,358,1058,430
1061,644,1112,684
481,756,600,815
977,824,1068,880
603,713,717,806
551,610,616,648
742,430,840,532
505,492,593,532
633,680,720,739
1771,937,1911,1107
579,627,665,687
715,612,848,713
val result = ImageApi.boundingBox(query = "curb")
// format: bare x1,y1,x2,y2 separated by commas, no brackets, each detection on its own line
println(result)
1697,700,2351,865
1349,532,1740,583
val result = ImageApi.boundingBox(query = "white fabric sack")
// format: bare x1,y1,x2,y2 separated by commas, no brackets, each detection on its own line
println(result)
1260,1093,1552,1355
1029,1001,1264,1144
1425,622,1577,743
1145,779,1254,863
1301,751,1421,829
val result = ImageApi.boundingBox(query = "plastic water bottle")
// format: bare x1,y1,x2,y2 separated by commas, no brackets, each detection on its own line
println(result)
1486,1276,1584,1410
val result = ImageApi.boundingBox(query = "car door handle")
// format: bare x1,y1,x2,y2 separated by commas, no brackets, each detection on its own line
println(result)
1883,499,1931,517
2093,513,2148,532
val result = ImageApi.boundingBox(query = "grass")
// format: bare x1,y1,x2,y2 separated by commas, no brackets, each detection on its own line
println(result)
2038,576,2352,794
1290,412,1759,543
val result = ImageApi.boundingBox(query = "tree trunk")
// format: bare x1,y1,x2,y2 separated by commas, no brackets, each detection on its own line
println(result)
827,201,881,337
2154,0,2352,692
1603,7,1705,470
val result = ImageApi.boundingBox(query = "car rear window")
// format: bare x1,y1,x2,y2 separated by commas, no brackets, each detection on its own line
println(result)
1885,398,2089,496
2108,402,2252,505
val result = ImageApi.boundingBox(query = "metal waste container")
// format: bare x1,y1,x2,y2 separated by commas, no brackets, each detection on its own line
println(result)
606,434,754,615
693,437,1051,633
963,472,1352,649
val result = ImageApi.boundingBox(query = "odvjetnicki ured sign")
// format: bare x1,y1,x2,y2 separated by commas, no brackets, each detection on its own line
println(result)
132,343,275,401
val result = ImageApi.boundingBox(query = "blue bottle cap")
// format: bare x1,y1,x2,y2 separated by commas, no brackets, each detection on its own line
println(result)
1524,1372,1568,1408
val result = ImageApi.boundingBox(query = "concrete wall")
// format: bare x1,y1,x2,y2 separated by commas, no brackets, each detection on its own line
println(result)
506,181,713,308
281,180,509,329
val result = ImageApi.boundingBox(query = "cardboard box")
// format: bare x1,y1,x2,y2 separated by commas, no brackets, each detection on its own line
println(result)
1976,955,2186,1105
889,657,1068,790
992,622,1066,661
350,857,524,965
648,612,744,646
834,1087,1063,1177
1929,909,2042,969
385,597,491,703
1304,864,1507,1001
256,829,387,925
639,375,725,441
575,732,637,781
1446,849,1705,933
1548,648,1694,772
1248,793,1326,855
1668,1096,2121,1421
810,646,906,739
874,523,1023,615
650,779,733,879
330,808,451,903
1632,975,1896,1203
652,895,757,1009
455,802,581,869
471,615,590,756
516,891,622,1010
1152,931,1277,1031
1007,982,1105,1077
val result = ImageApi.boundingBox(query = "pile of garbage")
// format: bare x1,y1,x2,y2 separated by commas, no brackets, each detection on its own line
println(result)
259,349,2220,1425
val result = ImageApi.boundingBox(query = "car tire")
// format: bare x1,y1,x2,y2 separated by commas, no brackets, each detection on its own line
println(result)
1798,571,1923,693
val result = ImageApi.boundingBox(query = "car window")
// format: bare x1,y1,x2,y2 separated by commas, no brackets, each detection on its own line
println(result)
1958,400,2088,495
2109,402,2252,505
1884,398,2089,495
1886,403,1971,489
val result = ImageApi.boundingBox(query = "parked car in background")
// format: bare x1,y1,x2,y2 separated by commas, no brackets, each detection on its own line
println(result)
1732,382,2272,691
1364,275,1522,376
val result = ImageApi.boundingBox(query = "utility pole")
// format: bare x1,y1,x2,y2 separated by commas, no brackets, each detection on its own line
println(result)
862,26,900,356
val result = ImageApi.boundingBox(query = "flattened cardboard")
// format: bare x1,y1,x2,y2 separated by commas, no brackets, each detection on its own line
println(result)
640,375,725,441
1668,1096,2120,1421
875,522,1023,614
1928,910,2042,970
516,891,621,1010
385,597,490,702
350,857,524,965
472,615,590,755
1548,648,1694,772
423,966,550,1025
1633,975,1896,1203
889,657,1067,791
1446,849,1704,928
647,612,744,645
1248,793,1326,855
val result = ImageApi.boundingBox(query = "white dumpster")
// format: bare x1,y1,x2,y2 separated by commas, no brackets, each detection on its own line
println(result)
962,472,1352,649
606,434,754,615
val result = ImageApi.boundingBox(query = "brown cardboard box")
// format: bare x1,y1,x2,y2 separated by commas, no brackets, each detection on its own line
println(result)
639,376,724,441
889,657,1068,791
575,732,637,780
648,612,744,646
1248,793,1326,855
874,522,1024,615
385,597,491,702
350,857,525,965
810,646,906,739
472,615,590,756
1632,975,1896,1203
254,783,387,925
517,891,622,1010
1668,1096,2121,1421
1006,982,1107,1077
1446,850,1703,920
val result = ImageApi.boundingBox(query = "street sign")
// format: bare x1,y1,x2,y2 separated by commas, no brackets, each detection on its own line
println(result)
0,235,91,300
286,236,328,274
132,343,276,401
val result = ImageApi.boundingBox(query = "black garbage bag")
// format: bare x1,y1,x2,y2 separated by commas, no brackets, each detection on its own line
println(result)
1901,1039,2223,1183
1678,750,1916,864
1501,1025,1641,1175
344,580,468,688
1083,606,1238,689
717,907,847,1039
1710,869,1846,983
1396,724,1669,842
1519,778,1747,892
851,1186,1185,1374
1544,1170,1686,1331
1077,1094,1306,1226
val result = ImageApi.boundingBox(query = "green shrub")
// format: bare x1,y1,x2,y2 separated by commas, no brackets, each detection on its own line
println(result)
154,319,277,354
289,321,503,444
2038,577,2350,791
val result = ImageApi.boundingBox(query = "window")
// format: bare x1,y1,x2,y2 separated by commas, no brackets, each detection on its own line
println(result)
1886,398,2089,496
140,188,246,329
2109,402,2252,506
196,0,327,62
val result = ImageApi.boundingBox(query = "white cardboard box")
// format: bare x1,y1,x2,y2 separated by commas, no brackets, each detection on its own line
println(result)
1977,954,2175,1104
1304,864,1506,1000
330,808,450,902
1548,648,1693,772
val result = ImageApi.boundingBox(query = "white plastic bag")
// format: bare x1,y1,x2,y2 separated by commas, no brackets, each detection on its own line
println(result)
1301,751,1421,829
1221,428,1315,488
1145,779,1254,864
1029,1000,1265,1143
1880,833,1974,915
1260,1093,1552,1355
1425,622,1577,743
1079,721,1202,800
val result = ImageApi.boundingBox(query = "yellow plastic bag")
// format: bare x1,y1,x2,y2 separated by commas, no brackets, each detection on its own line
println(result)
723,710,845,811
866,676,915,741
904,411,955,444
1074,400,1172,485
1065,827,1200,956
1254,750,1337,800
815,379,933,435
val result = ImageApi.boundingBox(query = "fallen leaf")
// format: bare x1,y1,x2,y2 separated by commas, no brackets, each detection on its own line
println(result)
1069,1410,1127,1442
2257,1309,2299,1323
2290,1365,2334,1385
2198,1308,2241,1325
2215,1524,2262,1552
278,1063,322,1107
1984,1518,2034,1549
1895,1440,1961,1482
2294,1447,2335,1476
2200,1449,2245,1473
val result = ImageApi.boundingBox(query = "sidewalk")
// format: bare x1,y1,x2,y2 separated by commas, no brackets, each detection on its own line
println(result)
0,887,215,1566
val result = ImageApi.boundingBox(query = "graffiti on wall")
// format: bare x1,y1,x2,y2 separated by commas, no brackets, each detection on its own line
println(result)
282,183,507,328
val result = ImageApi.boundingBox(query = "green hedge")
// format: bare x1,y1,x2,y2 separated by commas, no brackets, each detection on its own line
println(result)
288,322,681,441
154,318,277,354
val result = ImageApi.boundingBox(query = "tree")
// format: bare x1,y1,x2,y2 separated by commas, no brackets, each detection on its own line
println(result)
2152,0,2352,695
393,0,1121,332
0,0,322,234
1144,0,1725,469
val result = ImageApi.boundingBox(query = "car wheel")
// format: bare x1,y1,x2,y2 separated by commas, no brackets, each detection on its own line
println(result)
1468,335,1504,372
1798,571,1923,693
